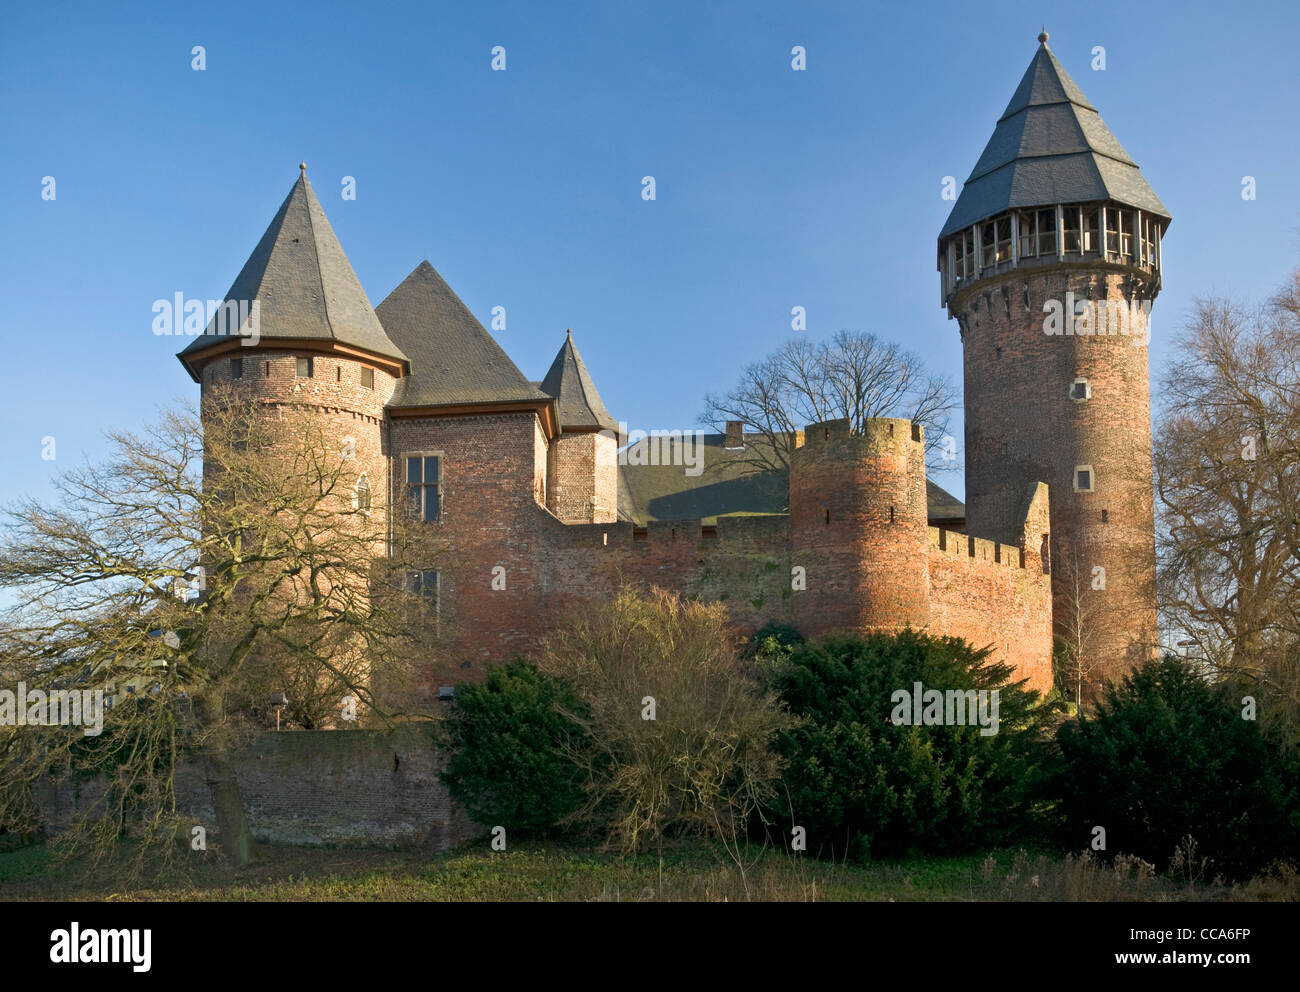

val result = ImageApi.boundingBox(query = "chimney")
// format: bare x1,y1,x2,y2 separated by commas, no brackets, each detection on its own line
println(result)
724,420,744,449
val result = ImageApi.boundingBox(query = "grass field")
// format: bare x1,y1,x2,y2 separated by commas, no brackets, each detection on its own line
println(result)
1,839,1295,901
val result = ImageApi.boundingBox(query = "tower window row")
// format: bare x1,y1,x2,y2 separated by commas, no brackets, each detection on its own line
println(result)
944,202,1163,300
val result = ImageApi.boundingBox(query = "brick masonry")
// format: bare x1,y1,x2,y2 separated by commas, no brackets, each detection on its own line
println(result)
194,355,1057,698
39,725,478,849
954,263,1159,682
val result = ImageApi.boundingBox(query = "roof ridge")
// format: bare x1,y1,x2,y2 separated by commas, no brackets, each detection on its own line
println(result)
301,177,332,340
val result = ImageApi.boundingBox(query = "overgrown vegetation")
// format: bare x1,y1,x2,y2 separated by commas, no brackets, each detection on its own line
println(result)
437,661,591,838
759,629,1057,860
1051,656,1300,881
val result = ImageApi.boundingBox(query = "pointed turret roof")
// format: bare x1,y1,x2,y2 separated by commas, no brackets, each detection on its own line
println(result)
939,32,1170,239
376,261,552,409
539,331,618,432
178,166,406,379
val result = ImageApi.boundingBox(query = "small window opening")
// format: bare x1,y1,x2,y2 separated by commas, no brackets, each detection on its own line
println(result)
1074,466,1094,493
1070,378,1091,401
1101,509,1109,524
336,366,342,383
230,358,242,378
361,367,375,389
297,356,313,377
263,361,270,377
824,509,830,526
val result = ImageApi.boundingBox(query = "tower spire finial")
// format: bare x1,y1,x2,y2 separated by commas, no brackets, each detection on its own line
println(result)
299,160,307,177
1038,26,1049,45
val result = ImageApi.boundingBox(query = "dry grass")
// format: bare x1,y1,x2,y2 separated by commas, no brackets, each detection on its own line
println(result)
0,839,1294,902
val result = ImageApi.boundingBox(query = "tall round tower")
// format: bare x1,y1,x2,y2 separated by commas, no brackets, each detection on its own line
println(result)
938,33,1169,685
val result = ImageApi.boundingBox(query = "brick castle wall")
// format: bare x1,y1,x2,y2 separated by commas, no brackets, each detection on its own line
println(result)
956,264,1158,682
38,725,479,849
386,411,1053,694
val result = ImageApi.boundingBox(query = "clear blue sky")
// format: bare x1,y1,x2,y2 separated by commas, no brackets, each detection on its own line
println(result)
2,0,1297,511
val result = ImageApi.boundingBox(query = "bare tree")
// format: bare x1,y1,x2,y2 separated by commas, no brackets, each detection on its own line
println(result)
538,585,794,856
0,392,439,873
1154,267,1300,744
1053,542,1109,711
701,330,958,477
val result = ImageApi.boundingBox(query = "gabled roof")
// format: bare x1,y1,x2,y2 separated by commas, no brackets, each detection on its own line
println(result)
539,331,619,432
939,34,1170,239
178,168,406,379
376,261,551,409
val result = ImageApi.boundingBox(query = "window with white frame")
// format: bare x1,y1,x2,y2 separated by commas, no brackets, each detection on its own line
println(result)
1074,465,1095,493
1070,378,1091,401
406,454,442,522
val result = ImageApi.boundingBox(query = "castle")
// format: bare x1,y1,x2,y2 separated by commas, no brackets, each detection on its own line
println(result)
176,33,1166,699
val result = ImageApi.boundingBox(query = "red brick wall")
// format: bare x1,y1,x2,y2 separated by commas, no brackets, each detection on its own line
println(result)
790,418,931,638
546,430,618,524
201,349,395,546
955,264,1159,684
382,410,1051,698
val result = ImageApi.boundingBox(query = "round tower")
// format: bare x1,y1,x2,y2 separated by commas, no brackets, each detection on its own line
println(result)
178,166,408,550
790,418,930,639
938,33,1168,684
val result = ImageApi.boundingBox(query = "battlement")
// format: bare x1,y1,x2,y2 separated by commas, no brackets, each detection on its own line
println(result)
928,526,1024,568
798,417,924,452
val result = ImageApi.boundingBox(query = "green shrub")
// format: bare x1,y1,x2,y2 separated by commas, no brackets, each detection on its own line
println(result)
438,661,592,839
1052,656,1300,880
766,629,1055,860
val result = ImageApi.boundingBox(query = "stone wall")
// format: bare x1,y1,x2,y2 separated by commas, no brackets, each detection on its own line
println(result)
40,725,480,849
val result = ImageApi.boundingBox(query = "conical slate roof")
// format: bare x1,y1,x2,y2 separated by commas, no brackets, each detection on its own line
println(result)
178,169,406,377
376,261,551,409
539,330,618,432
938,35,1170,239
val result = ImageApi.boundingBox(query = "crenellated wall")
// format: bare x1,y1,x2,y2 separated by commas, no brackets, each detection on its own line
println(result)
386,411,1054,696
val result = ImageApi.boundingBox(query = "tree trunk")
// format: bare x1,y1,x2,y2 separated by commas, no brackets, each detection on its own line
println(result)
196,695,256,866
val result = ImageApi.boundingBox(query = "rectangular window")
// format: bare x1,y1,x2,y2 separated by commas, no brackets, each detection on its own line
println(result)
1037,208,1056,256
981,221,996,270
1118,210,1132,260
1074,466,1095,493
230,358,242,379
263,361,270,377
1104,208,1118,255
1082,208,1099,253
995,216,1012,263
963,230,975,277
296,356,313,377
361,367,375,389
406,569,439,613
1063,208,1081,253
1019,211,1035,258
407,454,442,522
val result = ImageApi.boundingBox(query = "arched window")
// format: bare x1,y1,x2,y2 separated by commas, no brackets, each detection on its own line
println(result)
353,472,371,513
